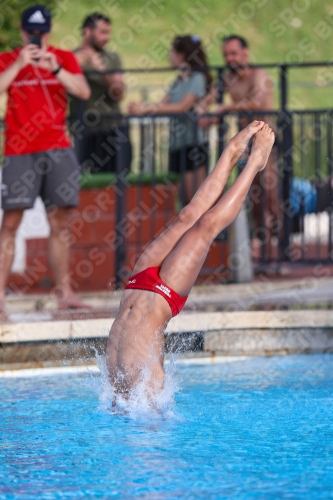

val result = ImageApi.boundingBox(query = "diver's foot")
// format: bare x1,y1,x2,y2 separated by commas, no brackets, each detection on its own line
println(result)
228,120,265,164
248,123,275,172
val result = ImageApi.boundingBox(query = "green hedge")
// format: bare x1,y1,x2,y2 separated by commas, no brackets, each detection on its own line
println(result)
81,172,180,189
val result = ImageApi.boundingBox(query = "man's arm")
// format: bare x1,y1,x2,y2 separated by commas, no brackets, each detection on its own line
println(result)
0,60,21,95
56,70,91,100
103,72,125,101
38,50,91,100
76,48,125,101
102,54,125,101
0,46,38,94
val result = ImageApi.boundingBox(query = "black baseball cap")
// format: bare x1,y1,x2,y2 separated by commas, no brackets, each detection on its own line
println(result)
21,4,52,32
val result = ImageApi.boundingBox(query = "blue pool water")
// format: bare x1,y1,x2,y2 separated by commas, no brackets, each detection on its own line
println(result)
1,354,333,499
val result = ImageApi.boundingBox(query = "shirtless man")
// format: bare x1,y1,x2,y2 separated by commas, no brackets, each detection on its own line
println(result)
217,35,274,115
106,121,275,401
199,35,279,258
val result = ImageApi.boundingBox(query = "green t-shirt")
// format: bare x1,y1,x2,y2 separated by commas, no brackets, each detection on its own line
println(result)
167,72,206,151
70,49,123,128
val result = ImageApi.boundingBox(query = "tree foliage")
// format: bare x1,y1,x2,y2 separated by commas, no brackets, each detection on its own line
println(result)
0,0,57,51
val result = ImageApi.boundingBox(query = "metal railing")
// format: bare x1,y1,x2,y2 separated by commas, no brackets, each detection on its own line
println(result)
83,60,333,109
69,108,333,284
1,61,333,286
73,61,333,282
1,113,332,283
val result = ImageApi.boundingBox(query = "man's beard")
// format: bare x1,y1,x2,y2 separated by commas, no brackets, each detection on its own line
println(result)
90,35,103,52
227,63,238,74
228,62,248,74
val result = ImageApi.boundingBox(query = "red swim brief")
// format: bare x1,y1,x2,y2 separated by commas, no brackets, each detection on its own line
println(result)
125,266,188,317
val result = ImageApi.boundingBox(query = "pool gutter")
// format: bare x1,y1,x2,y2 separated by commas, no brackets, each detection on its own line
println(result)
1,310,333,371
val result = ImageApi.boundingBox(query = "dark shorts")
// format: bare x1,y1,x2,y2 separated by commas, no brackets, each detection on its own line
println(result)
169,142,209,173
1,148,81,210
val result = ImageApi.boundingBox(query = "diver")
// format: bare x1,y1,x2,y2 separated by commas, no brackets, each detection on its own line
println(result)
106,121,275,401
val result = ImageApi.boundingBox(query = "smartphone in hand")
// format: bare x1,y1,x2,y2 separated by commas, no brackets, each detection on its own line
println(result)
29,33,42,48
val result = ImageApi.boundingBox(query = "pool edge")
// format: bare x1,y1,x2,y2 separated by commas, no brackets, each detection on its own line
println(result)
0,355,249,377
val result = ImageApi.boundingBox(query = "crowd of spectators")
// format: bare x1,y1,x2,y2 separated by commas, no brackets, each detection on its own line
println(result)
0,3,277,313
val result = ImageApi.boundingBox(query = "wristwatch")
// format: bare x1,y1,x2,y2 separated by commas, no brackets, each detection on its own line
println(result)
51,64,62,75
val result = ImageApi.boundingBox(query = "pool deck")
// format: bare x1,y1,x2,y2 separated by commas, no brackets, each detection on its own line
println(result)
1,276,333,371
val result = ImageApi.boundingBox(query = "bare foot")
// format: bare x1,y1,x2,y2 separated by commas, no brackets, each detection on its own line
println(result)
228,120,265,164
58,292,92,310
248,123,275,172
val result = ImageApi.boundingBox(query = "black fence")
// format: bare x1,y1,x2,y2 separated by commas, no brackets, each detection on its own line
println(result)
71,61,333,281
68,108,333,285
1,61,333,285
1,113,332,282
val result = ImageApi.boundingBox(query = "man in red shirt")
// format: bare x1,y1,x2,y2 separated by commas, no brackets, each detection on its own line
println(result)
0,4,91,313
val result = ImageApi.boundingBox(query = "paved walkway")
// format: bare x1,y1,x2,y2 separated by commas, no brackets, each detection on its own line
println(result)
1,275,333,325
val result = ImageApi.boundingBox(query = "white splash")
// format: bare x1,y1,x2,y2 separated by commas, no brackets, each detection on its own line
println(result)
96,353,180,420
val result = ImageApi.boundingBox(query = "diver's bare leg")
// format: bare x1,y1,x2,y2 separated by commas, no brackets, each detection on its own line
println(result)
133,120,265,274
160,124,275,296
